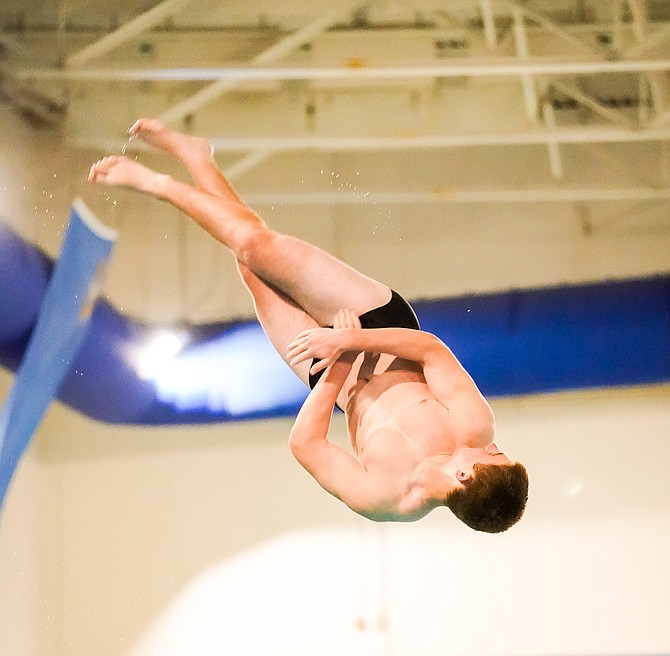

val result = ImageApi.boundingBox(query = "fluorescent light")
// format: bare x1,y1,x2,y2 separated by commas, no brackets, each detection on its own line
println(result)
133,329,185,381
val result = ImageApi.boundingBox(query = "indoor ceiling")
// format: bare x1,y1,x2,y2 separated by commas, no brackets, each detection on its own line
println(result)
1,0,670,205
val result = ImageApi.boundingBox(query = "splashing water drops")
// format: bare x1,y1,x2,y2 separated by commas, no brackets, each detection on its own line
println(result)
121,132,136,156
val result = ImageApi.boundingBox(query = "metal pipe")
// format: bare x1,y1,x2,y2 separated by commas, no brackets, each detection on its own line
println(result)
80,125,670,154
17,58,670,83
243,186,670,205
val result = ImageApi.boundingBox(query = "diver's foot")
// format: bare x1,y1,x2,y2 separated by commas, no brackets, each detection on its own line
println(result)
88,155,167,195
128,118,214,165
128,117,236,198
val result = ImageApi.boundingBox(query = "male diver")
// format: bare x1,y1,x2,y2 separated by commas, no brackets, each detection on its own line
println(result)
89,119,528,531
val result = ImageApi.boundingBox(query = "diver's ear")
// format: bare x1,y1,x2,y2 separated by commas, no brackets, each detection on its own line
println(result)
456,468,473,483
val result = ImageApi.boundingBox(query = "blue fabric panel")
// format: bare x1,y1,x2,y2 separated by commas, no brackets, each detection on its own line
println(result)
0,202,116,506
414,278,670,397
57,313,306,424
1,217,668,426
57,275,670,425
0,223,54,369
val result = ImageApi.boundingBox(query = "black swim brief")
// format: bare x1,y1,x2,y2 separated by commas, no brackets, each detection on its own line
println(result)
308,289,420,390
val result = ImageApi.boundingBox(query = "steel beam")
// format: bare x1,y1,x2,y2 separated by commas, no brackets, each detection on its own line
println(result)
626,0,647,43
479,0,497,52
158,2,367,125
505,0,606,58
541,91,563,179
66,0,194,68
242,186,670,205
80,125,670,153
550,79,637,128
512,5,539,126
18,58,670,82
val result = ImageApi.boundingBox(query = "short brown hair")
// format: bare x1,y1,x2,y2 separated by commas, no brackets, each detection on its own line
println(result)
445,462,529,533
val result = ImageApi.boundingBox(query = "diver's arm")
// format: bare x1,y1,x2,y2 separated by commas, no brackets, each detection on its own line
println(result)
288,356,387,516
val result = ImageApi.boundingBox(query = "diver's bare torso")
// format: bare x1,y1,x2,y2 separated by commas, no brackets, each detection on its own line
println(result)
335,353,485,521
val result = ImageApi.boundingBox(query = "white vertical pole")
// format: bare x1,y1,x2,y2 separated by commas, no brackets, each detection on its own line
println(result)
512,6,539,126
480,0,497,52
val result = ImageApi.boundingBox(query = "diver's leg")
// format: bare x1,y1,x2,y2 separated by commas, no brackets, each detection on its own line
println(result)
237,262,317,387
122,119,358,385
89,156,391,327
126,119,392,323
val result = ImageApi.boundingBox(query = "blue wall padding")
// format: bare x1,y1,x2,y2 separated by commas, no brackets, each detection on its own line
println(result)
414,279,670,397
56,311,307,424
1,219,668,426
0,223,53,370
0,203,116,505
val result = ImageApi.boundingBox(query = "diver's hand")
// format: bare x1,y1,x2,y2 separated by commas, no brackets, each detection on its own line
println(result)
287,309,361,375
333,308,361,331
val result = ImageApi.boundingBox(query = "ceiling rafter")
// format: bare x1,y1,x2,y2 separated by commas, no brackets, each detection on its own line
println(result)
3,0,670,205
16,56,670,82
504,0,609,58
241,186,670,206
549,79,638,128
157,1,369,180
0,33,64,125
626,0,647,43
158,2,369,125
512,4,539,125
509,3,564,178
66,0,194,68
81,125,670,154
540,84,563,179
479,0,498,52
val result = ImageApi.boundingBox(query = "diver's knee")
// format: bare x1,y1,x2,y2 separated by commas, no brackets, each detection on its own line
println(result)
236,227,278,267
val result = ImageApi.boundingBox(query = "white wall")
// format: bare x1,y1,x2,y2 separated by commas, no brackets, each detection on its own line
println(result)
0,402,51,656
2,382,669,656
